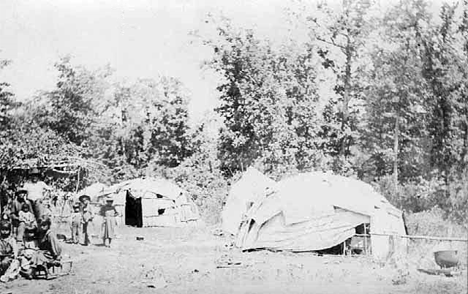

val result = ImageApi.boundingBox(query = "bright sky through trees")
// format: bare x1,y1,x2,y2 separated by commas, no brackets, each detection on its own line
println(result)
0,0,452,121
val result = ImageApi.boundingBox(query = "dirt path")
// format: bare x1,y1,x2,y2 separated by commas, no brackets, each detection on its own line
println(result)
0,226,466,294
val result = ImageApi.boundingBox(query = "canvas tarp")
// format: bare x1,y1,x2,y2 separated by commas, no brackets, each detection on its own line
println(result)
237,172,407,259
222,167,275,235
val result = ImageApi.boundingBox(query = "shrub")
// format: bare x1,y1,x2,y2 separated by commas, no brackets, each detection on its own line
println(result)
404,208,467,269
155,153,230,225
405,208,466,238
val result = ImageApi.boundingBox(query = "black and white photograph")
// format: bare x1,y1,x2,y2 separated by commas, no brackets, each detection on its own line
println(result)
0,0,467,293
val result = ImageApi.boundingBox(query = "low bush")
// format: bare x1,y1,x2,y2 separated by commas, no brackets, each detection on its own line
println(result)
404,208,467,269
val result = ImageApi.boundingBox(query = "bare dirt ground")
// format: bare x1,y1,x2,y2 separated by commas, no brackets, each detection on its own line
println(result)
0,225,466,294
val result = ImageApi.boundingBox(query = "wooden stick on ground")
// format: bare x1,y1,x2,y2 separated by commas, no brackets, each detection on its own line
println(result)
354,233,467,242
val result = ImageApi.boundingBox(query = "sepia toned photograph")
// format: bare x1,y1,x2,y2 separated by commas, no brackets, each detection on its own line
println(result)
0,0,467,293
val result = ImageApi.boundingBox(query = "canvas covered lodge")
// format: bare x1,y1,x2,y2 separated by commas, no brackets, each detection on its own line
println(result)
223,169,407,260
96,177,200,228
221,167,275,235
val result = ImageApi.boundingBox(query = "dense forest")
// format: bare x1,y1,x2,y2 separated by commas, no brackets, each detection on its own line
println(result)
0,0,467,225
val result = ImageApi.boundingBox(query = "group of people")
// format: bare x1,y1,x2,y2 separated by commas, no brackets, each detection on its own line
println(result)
70,194,119,248
0,168,120,282
0,216,62,281
0,168,61,282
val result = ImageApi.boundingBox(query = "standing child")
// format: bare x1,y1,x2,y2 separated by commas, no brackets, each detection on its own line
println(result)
100,197,118,248
70,204,82,245
79,195,93,246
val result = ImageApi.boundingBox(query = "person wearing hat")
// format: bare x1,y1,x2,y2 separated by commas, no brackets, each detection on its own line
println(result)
23,168,52,219
99,197,118,248
10,189,34,242
79,195,93,246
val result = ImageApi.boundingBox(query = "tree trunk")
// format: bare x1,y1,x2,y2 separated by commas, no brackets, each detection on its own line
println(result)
393,113,399,195
342,36,352,127
464,112,468,165
340,34,353,157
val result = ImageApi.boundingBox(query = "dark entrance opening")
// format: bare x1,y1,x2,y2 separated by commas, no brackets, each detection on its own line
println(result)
125,192,142,227
315,223,371,256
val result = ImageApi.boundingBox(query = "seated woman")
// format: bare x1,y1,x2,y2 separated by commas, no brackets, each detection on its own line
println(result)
18,227,39,279
31,216,62,273
0,220,20,282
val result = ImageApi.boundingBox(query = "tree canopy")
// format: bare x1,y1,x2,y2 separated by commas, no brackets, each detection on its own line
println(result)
0,0,466,224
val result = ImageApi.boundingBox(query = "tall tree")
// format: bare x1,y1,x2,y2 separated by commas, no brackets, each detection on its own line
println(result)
298,0,376,160
421,2,468,180
31,56,110,146
87,76,193,181
363,0,431,196
0,58,15,131
203,17,331,176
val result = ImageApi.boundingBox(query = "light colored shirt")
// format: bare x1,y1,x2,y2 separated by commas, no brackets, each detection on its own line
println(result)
23,181,51,202
81,203,94,223
19,211,36,226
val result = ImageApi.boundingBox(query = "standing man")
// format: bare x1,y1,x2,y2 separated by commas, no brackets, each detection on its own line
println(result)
23,168,52,219
10,189,33,242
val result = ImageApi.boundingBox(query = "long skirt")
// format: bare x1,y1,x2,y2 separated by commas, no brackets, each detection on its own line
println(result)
101,217,116,239
32,250,55,268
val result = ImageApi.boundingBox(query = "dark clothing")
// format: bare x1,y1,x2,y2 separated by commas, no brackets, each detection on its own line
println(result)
82,223,90,245
32,200,45,220
0,237,14,276
32,230,62,268
0,257,12,276
38,230,61,259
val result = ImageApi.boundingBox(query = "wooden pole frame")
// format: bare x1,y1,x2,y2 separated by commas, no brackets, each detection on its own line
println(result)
354,233,468,242
363,224,368,255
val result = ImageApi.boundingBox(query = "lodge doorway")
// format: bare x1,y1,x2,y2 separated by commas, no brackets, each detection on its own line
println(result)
125,192,143,227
